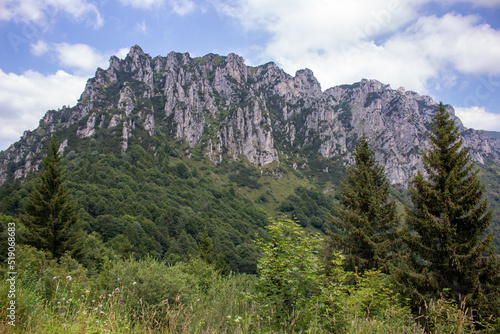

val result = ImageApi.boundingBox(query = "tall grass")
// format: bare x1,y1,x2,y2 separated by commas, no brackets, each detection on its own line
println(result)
0,246,476,333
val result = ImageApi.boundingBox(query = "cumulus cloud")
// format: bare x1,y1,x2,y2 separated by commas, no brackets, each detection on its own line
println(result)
53,43,109,73
0,0,103,29
215,0,500,96
0,43,132,150
455,106,500,131
392,14,500,75
116,48,131,60
30,42,118,74
0,69,87,150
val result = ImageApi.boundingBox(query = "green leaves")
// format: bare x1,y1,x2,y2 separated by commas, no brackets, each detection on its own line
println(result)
254,217,323,329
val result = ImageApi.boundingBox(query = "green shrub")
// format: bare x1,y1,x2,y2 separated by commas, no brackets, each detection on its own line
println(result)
254,217,323,330
96,257,200,310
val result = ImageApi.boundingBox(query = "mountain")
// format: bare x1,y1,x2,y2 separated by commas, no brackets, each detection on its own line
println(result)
1,45,499,267
1,45,499,186
483,130,500,140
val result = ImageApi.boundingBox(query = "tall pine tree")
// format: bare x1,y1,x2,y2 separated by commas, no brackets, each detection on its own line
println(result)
21,134,79,259
327,133,401,273
397,103,500,326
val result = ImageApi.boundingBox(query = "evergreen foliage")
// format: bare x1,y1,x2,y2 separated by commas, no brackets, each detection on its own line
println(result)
397,103,500,328
327,133,401,273
197,229,214,265
21,135,80,259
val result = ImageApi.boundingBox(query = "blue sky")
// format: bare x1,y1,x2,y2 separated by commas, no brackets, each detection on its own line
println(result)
1,0,500,150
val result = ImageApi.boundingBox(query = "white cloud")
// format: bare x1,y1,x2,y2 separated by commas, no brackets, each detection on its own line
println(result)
119,0,165,9
0,0,103,29
393,14,500,75
30,42,119,74
455,107,500,131
169,0,196,15
0,69,87,150
30,40,49,56
215,0,500,96
0,43,132,150
53,43,109,73
116,48,131,59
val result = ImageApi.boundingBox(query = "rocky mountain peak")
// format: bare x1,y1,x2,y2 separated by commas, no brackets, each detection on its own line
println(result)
294,68,322,97
0,46,499,186
128,44,147,58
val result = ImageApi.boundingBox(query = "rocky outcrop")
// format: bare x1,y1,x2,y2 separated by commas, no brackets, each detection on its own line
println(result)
1,45,499,186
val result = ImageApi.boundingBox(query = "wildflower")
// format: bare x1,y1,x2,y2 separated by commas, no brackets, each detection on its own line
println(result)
99,304,103,309
67,299,72,303
108,294,112,298
53,276,57,280
117,278,121,281
85,290,90,294
66,275,72,281
133,281,137,285
115,287,119,292
62,297,65,301
100,311,105,315
70,290,74,293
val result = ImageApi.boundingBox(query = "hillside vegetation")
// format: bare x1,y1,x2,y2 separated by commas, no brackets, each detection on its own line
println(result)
1,47,500,332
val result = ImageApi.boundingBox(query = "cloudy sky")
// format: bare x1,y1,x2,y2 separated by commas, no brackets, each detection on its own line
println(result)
1,0,500,150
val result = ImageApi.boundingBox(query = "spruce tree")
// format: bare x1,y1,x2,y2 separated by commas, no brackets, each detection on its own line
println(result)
197,230,214,264
327,133,401,273
21,134,79,259
398,103,500,325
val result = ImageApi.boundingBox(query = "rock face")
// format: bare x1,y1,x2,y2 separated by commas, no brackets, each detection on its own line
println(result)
1,45,499,185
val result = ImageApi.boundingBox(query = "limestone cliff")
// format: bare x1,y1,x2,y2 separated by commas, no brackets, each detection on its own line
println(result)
1,45,499,186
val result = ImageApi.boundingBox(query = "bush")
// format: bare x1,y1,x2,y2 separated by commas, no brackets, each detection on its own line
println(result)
96,257,200,310
254,217,323,330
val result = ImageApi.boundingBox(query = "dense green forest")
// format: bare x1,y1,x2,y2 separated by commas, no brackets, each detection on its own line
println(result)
1,105,500,332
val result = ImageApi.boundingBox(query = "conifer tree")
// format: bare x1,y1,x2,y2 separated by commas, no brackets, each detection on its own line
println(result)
21,134,79,259
197,230,214,264
398,103,500,325
327,133,401,273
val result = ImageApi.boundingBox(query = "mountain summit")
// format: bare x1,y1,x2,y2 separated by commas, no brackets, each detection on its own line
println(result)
1,45,499,185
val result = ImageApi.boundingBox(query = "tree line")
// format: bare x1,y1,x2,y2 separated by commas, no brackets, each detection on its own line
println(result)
7,102,500,331
325,103,500,330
